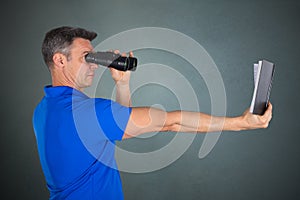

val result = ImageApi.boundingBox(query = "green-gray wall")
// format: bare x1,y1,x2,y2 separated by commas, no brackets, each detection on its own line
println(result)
1,0,299,199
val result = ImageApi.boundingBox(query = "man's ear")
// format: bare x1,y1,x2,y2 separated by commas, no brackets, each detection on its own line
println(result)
52,53,67,69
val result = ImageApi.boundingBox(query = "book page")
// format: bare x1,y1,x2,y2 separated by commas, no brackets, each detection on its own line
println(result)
254,63,259,85
250,61,262,112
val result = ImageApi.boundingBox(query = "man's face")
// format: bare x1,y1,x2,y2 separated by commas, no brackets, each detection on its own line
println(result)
64,38,98,90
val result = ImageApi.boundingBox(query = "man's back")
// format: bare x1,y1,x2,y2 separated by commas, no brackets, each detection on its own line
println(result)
33,86,131,199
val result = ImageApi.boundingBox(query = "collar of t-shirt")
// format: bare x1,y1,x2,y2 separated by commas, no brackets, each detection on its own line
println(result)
44,85,88,99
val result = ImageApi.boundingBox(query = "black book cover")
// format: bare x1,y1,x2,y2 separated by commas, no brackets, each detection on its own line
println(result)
250,60,275,115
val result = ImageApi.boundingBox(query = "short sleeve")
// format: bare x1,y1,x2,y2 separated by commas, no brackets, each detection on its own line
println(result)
95,99,132,141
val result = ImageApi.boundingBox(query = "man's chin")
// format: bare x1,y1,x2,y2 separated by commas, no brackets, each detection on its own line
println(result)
85,78,94,87
84,83,92,88
79,82,92,91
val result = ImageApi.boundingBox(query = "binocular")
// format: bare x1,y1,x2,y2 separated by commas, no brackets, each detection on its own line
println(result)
85,51,138,71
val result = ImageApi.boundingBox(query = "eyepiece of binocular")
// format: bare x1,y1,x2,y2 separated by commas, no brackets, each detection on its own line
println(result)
85,51,137,71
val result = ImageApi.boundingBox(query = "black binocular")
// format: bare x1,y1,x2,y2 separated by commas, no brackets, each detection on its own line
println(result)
85,51,138,71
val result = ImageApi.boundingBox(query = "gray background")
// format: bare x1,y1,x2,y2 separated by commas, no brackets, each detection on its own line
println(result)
1,0,299,199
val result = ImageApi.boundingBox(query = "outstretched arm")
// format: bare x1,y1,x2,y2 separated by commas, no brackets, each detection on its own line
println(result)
109,50,273,139
122,103,273,139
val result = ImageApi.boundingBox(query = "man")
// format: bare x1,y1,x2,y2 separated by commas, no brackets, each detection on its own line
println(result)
33,26,272,200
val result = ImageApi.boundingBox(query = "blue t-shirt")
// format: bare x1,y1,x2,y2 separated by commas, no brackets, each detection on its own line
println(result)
32,86,131,200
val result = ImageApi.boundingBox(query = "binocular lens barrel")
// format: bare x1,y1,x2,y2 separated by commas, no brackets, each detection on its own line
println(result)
85,52,137,71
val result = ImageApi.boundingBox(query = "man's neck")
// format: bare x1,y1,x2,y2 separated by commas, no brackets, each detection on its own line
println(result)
51,71,83,92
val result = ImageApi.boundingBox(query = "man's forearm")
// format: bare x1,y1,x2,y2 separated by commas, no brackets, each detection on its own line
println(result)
167,111,247,133
116,83,132,107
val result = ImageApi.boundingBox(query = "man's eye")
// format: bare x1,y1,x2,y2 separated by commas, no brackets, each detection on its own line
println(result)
83,53,89,59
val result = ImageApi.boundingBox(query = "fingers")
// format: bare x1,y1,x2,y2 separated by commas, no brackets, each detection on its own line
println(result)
265,102,272,119
259,102,273,128
113,50,120,55
110,49,134,57
122,51,133,57
267,102,272,112
266,102,273,122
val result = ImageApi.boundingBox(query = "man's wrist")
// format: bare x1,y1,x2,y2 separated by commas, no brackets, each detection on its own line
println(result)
234,116,249,131
116,81,130,88
225,116,248,131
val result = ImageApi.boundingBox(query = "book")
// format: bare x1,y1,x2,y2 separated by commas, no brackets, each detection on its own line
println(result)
250,60,275,115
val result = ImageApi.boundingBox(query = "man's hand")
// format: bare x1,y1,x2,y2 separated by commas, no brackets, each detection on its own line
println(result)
240,102,273,130
109,50,133,85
